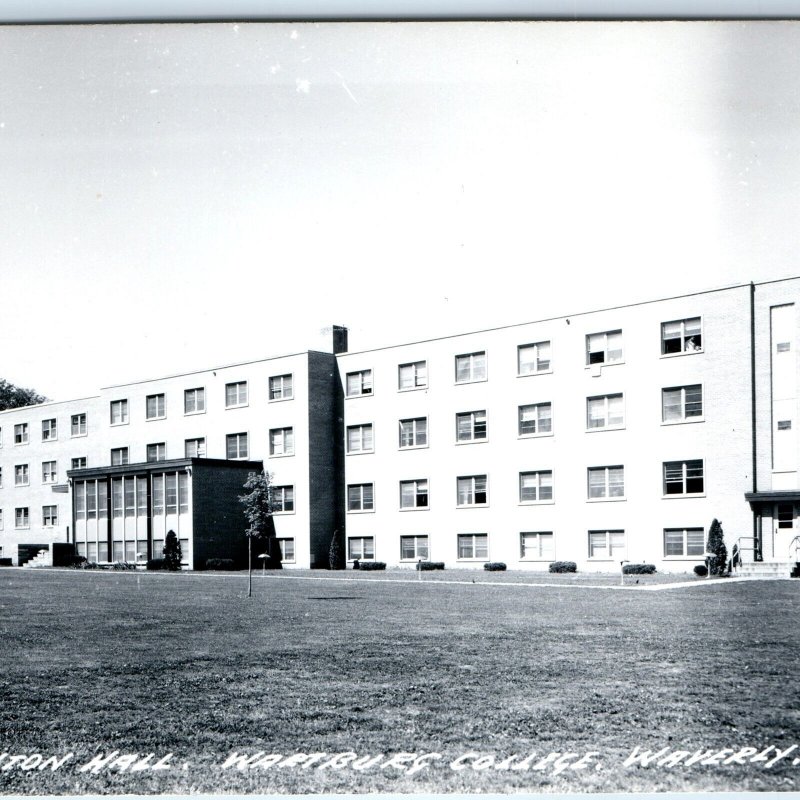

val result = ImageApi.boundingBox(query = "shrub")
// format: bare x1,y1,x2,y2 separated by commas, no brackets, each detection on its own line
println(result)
694,564,708,577
147,558,166,571
163,529,182,571
0,558,12,567
484,562,507,571
329,529,344,570
357,561,386,571
549,561,577,573
416,561,445,571
706,518,728,576
622,563,656,575
205,558,236,571
113,562,136,571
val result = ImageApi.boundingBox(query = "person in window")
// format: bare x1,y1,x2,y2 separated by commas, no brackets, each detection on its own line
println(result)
686,336,701,351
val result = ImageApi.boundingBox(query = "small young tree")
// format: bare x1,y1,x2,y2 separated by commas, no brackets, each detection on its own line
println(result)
328,529,344,570
163,530,182,571
706,518,728,576
239,471,275,597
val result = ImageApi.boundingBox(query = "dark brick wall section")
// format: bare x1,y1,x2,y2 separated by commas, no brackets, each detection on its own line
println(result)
307,351,345,568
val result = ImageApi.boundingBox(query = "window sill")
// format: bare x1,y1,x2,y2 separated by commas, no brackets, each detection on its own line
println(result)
347,508,375,514
268,396,294,403
399,444,429,451
455,439,488,446
41,438,58,443
225,403,249,410
585,426,625,434
456,504,489,509
347,558,375,563
663,556,706,560
146,417,166,423
517,370,553,378
346,393,373,400
398,386,428,393
15,484,30,489
587,497,626,503
587,558,625,562
519,500,555,506
585,360,625,369
519,557,553,562
518,432,554,440
660,350,703,359
455,378,488,386
184,409,206,416
273,510,296,516
661,418,705,426
269,452,295,459
662,493,706,499
110,421,130,427
346,450,374,456
457,557,489,562
71,433,88,439
400,506,429,512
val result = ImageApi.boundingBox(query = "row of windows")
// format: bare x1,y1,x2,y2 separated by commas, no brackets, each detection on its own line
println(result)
344,317,704,397
346,461,705,510
346,527,706,562
0,414,87,447
0,506,59,529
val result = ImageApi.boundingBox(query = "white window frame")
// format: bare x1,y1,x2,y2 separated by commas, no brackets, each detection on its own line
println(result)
15,464,29,486
226,432,249,460
661,316,703,356
518,341,552,376
664,527,706,558
663,459,705,496
520,531,555,561
346,424,374,454
146,393,166,420
41,418,57,441
269,427,295,457
0,466,2,488
147,442,167,462
110,400,129,426
348,536,375,561
588,529,626,560
398,360,428,391
15,507,30,529
277,537,296,563
184,387,206,415
456,410,487,443
457,475,488,507
347,483,375,513
271,486,295,514
110,447,129,466
41,460,57,484
455,351,487,384
519,470,554,504
400,479,429,510
399,417,428,449
346,369,373,398
14,423,29,445
269,374,294,402
71,457,87,470
457,532,489,561
225,381,248,409
42,505,58,527
400,535,430,561
71,413,87,437
0,509,3,530
518,402,553,437
586,393,624,431
587,465,625,501
661,384,704,424
586,330,623,366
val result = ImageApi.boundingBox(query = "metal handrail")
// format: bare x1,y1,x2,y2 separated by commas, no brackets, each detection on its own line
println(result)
789,535,800,560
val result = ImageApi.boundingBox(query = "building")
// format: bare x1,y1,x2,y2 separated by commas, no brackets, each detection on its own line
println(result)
1,279,799,572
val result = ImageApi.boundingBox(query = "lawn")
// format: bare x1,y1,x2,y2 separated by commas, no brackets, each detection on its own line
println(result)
0,568,798,794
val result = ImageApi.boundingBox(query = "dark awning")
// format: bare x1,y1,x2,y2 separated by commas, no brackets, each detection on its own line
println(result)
745,491,800,506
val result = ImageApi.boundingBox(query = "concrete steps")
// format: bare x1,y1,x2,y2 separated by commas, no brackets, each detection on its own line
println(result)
737,560,797,579
21,549,53,568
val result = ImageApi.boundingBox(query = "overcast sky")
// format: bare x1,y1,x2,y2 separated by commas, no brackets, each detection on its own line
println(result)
2,21,799,400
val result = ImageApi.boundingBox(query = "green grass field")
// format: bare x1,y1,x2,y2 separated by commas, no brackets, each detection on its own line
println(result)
0,568,798,794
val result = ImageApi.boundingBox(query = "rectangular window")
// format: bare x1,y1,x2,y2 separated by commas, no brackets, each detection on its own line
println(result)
98,482,108,519
398,361,427,390
147,443,167,462
346,369,373,397
588,466,625,499
456,410,487,442
179,472,189,514
586,330,623,365
519,471,553,503
269,427,295,456
271,485,295,513
778,420,792,431
184,438,206,458
400,535,429,561
225,381,248,408
587,393,624,429
15,464,29,486
226,432,248,459
111,478,123,518
41,418,57,441
166,474,177,514
588,530,626,559
399,417,428,448
664,459,704,495
518,341,551,375
15,507,29,529
0,427,2,447
110,447,129,466
347,424,374,453
520,531,555,560
269,374,293,400
347,483,374,512
455,351,487,383
14,423,29,444
662,385,703,422
146,394,166,420
0,510,3,530
777,341,791,353
0,466,2,487
458,533,488,560
400,479,428,509
71,457,87,470
519,402,552,436
278,538,296,562
348,536,375,560
661,317,702,354
71,413,87,436
777,503,794,529
664,528,705,557
86,482,97,520
124,478,135,517
110,400,128,425
457,475,488,506
137,476,148,516
41,461,57,484
152,475,164,515
184,387,205,414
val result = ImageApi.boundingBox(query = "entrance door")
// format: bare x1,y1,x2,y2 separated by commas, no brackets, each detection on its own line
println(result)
774,503,798,560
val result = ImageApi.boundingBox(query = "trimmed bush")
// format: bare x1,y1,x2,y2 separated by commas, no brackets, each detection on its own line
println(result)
357,561,386,571
0,558,12,567
484,562,507,571
693,564,708,577
622,563,657,575
416,561,445,571
205,558,236,571
163,530,182,571
706,518,728,576
549,561,577,573
147,558,166,571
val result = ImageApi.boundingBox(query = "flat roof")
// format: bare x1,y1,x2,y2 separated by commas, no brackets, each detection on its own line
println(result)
67,457,265,479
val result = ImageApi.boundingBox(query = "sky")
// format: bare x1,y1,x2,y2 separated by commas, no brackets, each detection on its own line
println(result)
2,21,800,400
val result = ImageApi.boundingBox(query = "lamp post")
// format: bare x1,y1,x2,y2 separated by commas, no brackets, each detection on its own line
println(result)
258,553,268,575
619,559,629,587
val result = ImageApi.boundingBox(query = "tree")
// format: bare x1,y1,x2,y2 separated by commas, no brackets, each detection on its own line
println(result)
163,530,182,571
706,518,728,576
0,379,47,411
239,471,278,597
328,529,344,570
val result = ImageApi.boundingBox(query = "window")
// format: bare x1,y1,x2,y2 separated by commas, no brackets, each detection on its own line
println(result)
400,535,429,561
41,461,57,484
152,476,164,515
518,341,551,375
179,473,189,514
226,432,248,459
0,427,2,447
269,374,293,401
586,330,623,365
110,447,129,466
520,532,555,560
777,341,791,353
399,417,428,448
664,528,705,557
457,475,488,506
346,369,373,397
400,479,428,509
147,443,167,462
278,538,296,562
348,536,375,560
165,474,178,514
588,530,626,559
41,505,58,527
271,486,295,513
146,394,166,420
15,507,29,529
0,467,2,487
184,388,205,414
269,427,295,456
456,410,487,442
184,438,206,458
347,424,374,453
662,385,703,422
399,361,427,390
71,413,87,436
41,418,57,441
664,460,704,495
458,533,488,560
662,317,702,355
519,471,553,503
15,464,29,486
455,351,487,383
587,394,624,429
225,381,248,408
110,400,128,425
71,457,87,470
519,403,552,436
348,483,374,512
588,466,625,499
777,503,794,529
778,420,792,431
14,423,29,444
0,510,3,530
